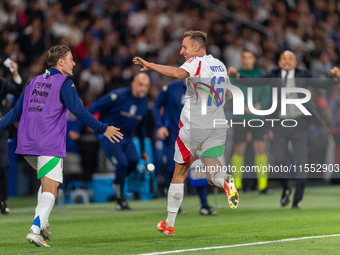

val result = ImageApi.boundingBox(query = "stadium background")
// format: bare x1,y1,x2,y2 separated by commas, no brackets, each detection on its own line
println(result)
1,0,340,253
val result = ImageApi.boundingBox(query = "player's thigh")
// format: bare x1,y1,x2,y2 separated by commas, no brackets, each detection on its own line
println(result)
174,128,193,164
123,138,139,164
37,156,63,183
198,129,226,158
25,155,63,183
164,137,176,172
100,137,128,167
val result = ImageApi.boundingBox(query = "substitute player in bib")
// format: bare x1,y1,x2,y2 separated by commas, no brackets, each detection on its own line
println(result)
0,45,123,247
133,30,239,236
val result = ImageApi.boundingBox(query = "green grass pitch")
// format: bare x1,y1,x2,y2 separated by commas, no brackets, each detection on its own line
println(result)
1,185,340,254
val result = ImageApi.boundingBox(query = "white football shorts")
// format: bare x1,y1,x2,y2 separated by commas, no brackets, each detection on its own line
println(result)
24,156,63,183
174,127,227,164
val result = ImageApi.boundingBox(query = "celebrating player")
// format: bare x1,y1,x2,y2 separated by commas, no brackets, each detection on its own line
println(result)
0,45,123,247
133,30,239,236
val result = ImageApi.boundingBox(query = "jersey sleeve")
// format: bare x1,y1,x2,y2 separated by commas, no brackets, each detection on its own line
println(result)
179,57,201,77
61,79,108,134
152,85,167,129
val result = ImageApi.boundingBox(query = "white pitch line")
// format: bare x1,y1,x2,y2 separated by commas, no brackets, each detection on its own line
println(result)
138,234,340,255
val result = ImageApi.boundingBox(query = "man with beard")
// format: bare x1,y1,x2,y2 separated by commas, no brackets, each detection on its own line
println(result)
70,73,150,210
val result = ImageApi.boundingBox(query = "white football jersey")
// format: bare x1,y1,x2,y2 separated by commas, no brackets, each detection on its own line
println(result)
179,54,230,129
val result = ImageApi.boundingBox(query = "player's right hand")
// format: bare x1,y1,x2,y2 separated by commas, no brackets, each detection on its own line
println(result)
132,57,151,71
104,126,124,143
227,67,238,78
69,130,80,140
157,126,169,140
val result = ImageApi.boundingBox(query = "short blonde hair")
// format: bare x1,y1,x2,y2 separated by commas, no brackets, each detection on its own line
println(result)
183,30,207,49
46,45,71,68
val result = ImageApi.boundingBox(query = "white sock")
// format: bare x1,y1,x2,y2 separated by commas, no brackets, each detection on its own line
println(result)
37,185,50,224
30,192,55,234
37,185,42,202
166,183,184,227
211,171,227,188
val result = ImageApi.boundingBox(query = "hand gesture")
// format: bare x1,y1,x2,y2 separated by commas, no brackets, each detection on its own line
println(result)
11,61,19,77
104,126,123,143
142,151,149,161
227,67,239,78
156,126,169,140
331,66,340,78
132,57,151,71
69,130,80,140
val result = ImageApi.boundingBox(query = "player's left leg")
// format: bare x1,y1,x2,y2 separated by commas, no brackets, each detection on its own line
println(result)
204,156,239,209
36,185,52,241
157,129,192,236
157,162,190,236
100,138,130,210
199,129,239,209
120,139,141,210
24,156,62,247
163,139,185,214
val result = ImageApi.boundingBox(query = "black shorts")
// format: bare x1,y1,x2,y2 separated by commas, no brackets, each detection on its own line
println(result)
233,123,268,144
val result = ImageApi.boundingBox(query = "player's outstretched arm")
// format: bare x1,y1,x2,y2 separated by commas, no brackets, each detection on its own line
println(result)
133,57,189,79
104,126,124,144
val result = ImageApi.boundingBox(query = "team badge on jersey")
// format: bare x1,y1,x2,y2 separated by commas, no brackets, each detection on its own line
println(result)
110,93,117,101
180,94,185,105
129,105,137,115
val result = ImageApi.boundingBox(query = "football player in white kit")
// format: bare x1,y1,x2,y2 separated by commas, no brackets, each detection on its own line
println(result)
133,30,239,236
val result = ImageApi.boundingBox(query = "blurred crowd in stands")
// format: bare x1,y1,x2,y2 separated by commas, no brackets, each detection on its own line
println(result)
2,0,340,195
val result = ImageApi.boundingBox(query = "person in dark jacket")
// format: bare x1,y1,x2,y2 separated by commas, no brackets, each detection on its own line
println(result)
70,73,151,211
0,60,22,215
228,50,340,209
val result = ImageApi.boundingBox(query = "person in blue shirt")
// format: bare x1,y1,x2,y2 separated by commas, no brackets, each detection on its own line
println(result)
70,73,150,210
153,79,217,215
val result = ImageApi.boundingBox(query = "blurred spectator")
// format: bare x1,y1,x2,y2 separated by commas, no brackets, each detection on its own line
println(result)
78,60,106,105
0,60,22,214
230,50,271,194
311,51,333,78
327,85,340,167
70,73,151,211
223,36,244,69
228,51,340,209
307,87,332,169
